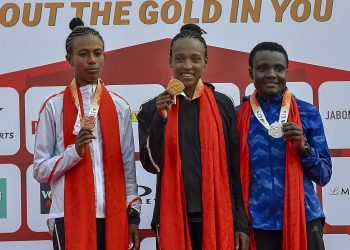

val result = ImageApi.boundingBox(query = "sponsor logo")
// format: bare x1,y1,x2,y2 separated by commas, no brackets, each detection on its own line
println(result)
131,111,139,122
40,183,52,214
329,187,349,196
0,133,14,139
138,185,152,197
325,110,350,120
32,121,38,134
0,178,7,218
0,107,15,140
138,185,154,205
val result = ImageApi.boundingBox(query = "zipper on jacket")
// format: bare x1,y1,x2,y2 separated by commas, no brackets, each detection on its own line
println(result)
266,100,275,193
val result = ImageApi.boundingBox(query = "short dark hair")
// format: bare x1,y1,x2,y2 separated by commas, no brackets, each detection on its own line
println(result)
249,42,289,67
170,24,208,59
65,17,104,54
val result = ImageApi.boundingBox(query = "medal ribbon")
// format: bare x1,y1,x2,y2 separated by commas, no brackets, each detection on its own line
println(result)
250,89,292,130
70,78,103,135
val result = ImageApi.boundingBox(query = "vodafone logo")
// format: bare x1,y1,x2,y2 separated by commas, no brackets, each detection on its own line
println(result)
40,183,52,214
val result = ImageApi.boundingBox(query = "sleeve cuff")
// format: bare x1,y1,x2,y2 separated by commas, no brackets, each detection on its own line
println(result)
127,197,141,213
300,146,316,162
69,144,83,161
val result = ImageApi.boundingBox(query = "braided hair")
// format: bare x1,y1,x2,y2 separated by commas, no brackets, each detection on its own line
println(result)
170,24,208,59
65,17,104,55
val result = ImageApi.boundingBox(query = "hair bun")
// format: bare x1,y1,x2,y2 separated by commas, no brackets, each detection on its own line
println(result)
180,24,207,35
69,17,84,30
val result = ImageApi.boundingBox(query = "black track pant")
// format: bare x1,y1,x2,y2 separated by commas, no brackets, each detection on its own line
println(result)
254,218,325,250
52,218,106,250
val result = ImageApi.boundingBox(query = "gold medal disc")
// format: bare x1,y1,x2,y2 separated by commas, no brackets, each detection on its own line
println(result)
166,79,185,96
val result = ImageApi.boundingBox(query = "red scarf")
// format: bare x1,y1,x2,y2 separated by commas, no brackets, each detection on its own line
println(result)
159,85,234,250
237,94,307,250
63,81,128,249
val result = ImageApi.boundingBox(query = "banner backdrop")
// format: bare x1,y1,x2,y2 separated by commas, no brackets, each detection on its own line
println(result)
0,1,349,249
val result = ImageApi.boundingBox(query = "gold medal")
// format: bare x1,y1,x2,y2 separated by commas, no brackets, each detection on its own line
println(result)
166,79,185,96
81,116,96,129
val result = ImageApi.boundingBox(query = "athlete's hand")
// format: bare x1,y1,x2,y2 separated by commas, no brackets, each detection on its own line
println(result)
282,122,304,154
75,128,95,157
156,90,174,120
235,231,249,250
129,224,140,250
